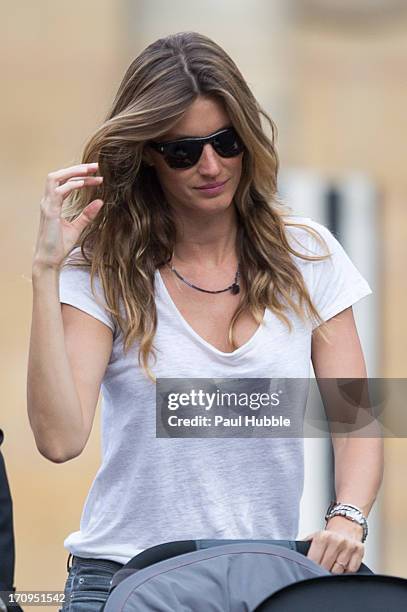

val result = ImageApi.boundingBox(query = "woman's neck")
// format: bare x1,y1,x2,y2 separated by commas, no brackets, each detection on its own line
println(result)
171,206,240,270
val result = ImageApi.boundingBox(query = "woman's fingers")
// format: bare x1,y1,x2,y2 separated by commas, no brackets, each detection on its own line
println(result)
55,176,103,200
45,162,100,191
306,529,365,574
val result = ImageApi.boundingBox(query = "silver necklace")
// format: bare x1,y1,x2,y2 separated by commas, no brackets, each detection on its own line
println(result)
168,259,241,295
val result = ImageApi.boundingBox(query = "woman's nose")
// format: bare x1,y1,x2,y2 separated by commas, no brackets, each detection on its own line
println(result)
197,143,222,175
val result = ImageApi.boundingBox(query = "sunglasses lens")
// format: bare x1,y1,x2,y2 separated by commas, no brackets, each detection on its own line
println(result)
165,142,202,169
213,129,244,157
150,127,244,169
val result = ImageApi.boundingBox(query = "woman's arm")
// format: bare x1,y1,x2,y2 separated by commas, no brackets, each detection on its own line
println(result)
27,267,112,463
311,306,384,517
305,306,384,572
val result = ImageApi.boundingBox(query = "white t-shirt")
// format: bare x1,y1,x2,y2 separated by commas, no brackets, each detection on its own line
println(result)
58,216,372,564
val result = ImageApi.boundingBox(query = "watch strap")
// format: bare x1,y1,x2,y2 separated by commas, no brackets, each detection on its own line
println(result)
325,500,368,543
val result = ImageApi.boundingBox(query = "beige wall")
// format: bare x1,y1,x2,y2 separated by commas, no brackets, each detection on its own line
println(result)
289,23,407,377
1,1,406,605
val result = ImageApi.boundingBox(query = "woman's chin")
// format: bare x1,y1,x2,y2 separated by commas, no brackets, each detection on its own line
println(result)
194,197,234,213
194,188,235,207
168,191,235,214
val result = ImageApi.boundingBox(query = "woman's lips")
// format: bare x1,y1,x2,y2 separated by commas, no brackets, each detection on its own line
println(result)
195,179,228,195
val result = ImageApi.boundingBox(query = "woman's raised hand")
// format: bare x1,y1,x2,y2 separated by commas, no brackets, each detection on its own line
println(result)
33,162,104,272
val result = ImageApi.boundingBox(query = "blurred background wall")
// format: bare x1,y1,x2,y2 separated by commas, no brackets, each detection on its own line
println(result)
1,0,407,605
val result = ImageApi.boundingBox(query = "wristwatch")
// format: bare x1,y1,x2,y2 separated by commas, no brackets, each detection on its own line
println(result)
325,500,368,543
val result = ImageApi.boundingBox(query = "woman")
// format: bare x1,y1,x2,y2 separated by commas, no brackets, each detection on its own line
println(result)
27,31,383,610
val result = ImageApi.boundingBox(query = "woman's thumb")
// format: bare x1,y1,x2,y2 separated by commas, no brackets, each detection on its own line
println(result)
85,199,104,219
71,199,104,233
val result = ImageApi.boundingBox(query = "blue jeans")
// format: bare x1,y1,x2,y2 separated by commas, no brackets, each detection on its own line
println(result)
59,553,124,611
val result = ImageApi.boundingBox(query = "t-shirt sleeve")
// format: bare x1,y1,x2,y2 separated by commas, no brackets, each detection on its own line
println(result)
58,249,116,335
307,221,373,330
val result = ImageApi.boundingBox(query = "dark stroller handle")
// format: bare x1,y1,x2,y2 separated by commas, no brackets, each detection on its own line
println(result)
125,539,373,575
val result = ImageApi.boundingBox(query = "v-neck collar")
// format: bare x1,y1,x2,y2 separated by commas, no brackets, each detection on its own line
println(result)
155,268,267,358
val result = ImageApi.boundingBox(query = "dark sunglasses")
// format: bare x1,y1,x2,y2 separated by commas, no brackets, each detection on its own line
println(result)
147,126,245,169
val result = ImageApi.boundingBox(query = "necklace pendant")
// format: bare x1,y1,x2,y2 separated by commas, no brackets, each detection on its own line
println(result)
231,283,240,295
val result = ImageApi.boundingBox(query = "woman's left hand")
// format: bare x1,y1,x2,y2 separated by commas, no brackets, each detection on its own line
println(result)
302,515,365,574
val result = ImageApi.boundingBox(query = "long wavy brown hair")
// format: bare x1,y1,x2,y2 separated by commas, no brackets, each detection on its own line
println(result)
61,31,333,383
